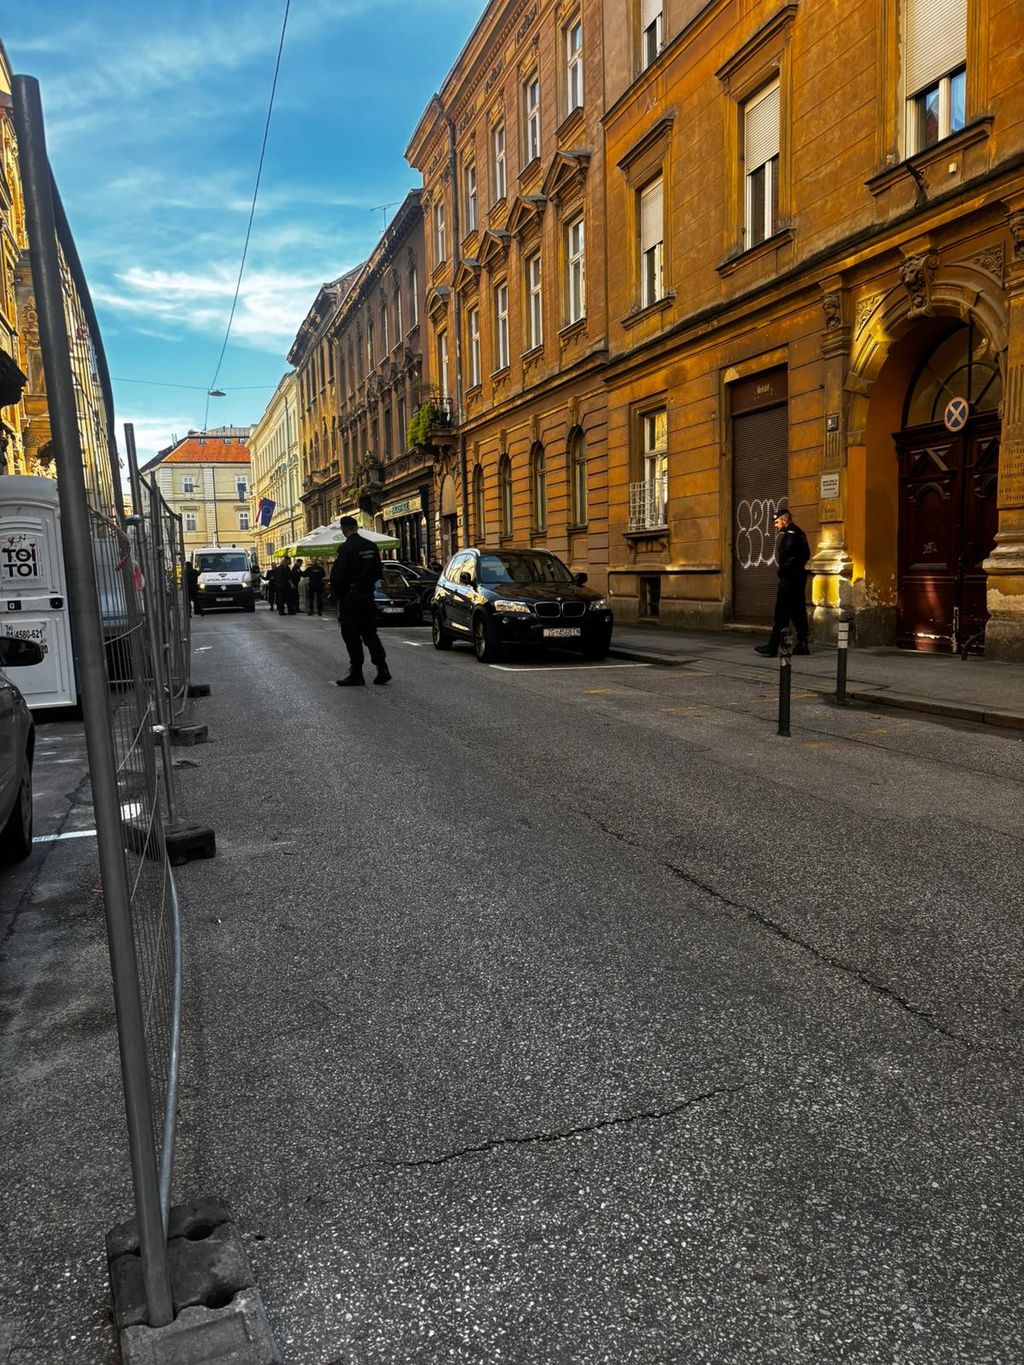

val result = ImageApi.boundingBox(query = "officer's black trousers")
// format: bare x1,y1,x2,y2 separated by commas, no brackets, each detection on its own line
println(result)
771,575,809,646
339,598,387,676
307,585,324,615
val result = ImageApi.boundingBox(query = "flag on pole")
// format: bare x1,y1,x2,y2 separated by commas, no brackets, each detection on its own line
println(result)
257,498,276,527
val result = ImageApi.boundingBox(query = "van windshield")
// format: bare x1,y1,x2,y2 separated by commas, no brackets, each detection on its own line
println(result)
195,552,248,574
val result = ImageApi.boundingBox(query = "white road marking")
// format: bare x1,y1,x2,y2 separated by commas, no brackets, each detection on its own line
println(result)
33,829,97,843
400,640,425,647
194,646,214,652
489,662,651,673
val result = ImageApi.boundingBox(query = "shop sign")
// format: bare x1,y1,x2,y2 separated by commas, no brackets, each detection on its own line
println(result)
383,495,422,519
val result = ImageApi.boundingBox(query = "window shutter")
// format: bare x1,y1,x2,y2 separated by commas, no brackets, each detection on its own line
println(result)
641,0,661,28
744,82,780,171
904,0,967,95
640,179,663,253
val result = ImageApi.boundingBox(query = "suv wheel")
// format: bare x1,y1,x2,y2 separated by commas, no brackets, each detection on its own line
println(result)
473,614,502,663
432,612,453,651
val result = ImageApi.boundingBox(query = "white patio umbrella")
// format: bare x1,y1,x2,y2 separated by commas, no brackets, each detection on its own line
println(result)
294,524,400,556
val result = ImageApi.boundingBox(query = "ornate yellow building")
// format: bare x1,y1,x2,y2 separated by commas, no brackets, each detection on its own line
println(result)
142,428,255,558
0,42,32,476
248,372,300,565
409,0,1024,657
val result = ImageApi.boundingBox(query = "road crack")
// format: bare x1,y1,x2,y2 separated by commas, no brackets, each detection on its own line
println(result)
570,805,970,1047
379,1084,747,1169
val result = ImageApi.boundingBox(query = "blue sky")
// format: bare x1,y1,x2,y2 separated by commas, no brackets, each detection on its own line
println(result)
7,0,481,463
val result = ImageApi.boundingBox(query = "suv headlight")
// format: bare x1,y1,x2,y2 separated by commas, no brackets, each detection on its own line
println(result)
588,598,609,611
492,598,532,613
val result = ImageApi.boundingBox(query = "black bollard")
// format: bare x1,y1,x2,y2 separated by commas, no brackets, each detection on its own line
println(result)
836,616,850,705
778,627,794,737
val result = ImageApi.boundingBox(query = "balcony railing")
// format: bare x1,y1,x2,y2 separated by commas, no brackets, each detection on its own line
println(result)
628,476,668,532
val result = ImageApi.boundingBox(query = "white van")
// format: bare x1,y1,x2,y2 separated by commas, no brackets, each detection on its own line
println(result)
191,546,255,614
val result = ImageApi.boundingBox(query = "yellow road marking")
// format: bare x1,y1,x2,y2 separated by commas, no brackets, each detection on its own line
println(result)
584,689,611,695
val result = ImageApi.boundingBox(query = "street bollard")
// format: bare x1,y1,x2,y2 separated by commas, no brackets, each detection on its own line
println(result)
777,627,794,737
836,616,851,705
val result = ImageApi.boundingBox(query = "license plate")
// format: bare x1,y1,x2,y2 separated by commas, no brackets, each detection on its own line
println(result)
543,627,581,638
382,606,403,613
217,596,233,602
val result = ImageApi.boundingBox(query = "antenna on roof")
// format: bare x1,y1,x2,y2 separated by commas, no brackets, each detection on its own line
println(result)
371,202,402,233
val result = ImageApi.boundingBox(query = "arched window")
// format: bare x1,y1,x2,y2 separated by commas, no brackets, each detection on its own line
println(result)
499,454,513,538
569,427,587,526
530,443,547,532
473,464,486,541
905,323,1002,427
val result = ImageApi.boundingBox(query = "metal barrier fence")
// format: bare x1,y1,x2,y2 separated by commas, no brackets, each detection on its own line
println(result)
14,73,185,1326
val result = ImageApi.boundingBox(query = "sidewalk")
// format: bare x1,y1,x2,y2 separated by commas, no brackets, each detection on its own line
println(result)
608,625,1024,731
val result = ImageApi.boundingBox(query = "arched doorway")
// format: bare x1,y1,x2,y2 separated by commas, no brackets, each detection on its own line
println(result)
895,323,1002,653
439,474,458,561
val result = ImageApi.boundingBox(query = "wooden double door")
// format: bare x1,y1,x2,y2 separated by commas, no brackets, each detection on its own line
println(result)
895,417,999,653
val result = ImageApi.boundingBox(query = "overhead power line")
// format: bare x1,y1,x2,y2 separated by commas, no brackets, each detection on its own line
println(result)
113,377,277,392
203,0,292,430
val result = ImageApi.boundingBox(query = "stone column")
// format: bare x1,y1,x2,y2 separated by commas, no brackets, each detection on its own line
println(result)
809,283,854,644
984,207,1024,661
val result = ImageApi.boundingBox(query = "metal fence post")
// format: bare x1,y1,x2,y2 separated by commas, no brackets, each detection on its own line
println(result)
13,75,174,1327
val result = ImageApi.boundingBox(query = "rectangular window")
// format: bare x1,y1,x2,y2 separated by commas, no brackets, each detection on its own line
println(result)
381,307,389,355
237,510,250,531
524,76,541,165
397,394,407,448
395,287,403,338
384,403,393,459
438,330,449,400
236,477,248,499
743,81,780,249
903,0,967,153
468,306,481,387
434,200,446,265
629,408,668,531
182,475,195,495
527,252,543,349
184,511,197,532
565,21,584,115
410,267,419,325
495,282,510,370
566,216,586,324
465,162,478,233
640,0,663,71
639,177,664,307
492,122,507,201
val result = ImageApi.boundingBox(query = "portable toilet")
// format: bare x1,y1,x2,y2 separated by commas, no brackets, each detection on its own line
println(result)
0,475,76,708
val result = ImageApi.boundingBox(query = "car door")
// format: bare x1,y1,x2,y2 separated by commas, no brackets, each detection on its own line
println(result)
444,553,474,637
0,665,18,825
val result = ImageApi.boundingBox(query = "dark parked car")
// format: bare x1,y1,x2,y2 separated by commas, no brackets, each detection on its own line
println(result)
0,635,43,862
374,570,424,625
382,561,439,609
431,548,614,662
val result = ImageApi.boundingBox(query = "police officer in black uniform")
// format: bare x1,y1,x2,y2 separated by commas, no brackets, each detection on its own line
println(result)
330,518,391,686
303,560,326,616
755,503,811,657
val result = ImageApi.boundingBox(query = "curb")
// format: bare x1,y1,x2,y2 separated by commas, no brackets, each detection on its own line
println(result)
607,646,1024,732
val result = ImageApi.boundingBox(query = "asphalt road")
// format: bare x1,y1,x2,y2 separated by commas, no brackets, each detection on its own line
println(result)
2,604,1022,1363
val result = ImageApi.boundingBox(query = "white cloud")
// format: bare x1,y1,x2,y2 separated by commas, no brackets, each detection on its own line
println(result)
118,413,195,468
93,263,337,353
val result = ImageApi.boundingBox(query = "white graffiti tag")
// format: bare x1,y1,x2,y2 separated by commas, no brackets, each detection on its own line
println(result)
735,497,780,570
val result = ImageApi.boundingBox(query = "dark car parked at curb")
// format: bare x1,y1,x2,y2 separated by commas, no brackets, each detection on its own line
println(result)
0,635,44,862
382,561,439,610
432,547,614,663
374,570,424,625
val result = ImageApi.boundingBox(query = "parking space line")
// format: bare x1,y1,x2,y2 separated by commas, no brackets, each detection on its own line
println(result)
33,829,97,843
489,662,651,673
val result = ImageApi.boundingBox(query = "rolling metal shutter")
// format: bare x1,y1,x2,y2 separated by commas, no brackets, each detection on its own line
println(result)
903,0,966,95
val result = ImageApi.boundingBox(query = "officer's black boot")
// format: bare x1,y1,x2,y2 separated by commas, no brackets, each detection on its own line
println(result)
794,640,810,655
754,640,779,657
335,673,365,687
373,665,392,686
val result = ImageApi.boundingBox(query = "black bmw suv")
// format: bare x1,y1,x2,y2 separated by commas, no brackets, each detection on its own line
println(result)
432,548,614,663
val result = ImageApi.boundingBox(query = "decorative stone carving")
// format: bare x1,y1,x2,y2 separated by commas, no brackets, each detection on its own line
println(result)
965,242,1005,284
821,293,842,330
854,294,882,335
899,253,939,316
1009,211,1024,260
